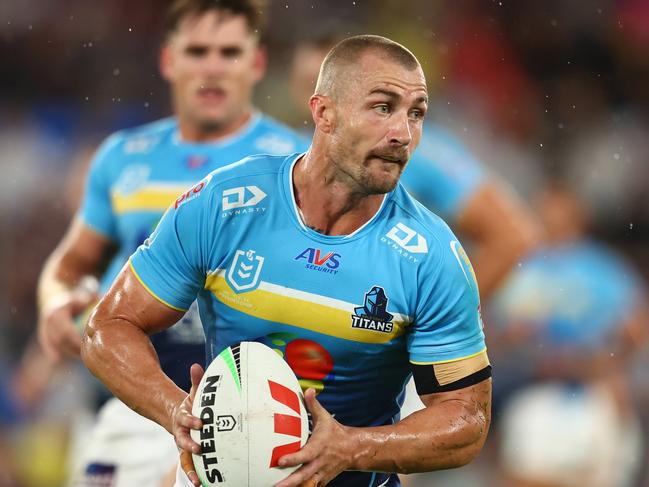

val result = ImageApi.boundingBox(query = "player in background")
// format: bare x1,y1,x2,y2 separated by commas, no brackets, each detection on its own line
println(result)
290,38,542,302
36,0,307,485
489,180,648,487
82,35,492,487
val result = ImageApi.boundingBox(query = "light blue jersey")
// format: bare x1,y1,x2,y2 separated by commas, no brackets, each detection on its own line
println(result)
399,124,485,222
78,114,308,391
131,153,486,487
490,240,644,350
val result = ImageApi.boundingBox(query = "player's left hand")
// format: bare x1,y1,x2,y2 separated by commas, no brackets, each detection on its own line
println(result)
274,388,355,487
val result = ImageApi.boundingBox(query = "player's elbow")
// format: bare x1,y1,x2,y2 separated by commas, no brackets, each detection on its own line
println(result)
80,309,109,376
452,423,489,468
448,409,490,469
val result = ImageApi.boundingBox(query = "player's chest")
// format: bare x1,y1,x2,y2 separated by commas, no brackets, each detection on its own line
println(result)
206,218,422,344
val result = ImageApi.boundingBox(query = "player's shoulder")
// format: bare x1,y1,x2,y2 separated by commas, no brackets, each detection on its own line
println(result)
389,183,458,244
185,152,297,201
250,113,310,154
97,117,176,159
386,184,479,290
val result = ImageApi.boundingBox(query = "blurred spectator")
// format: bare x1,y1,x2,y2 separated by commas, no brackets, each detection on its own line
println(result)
488,181,648,487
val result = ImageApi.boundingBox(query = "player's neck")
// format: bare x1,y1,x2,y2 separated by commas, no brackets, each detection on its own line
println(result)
293,152,385,236
177,110,254,143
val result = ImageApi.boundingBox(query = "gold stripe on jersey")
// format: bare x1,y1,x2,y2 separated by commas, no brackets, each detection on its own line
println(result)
432,349,490,386
204,273,410,344
129,259,189,312
112,185,188,214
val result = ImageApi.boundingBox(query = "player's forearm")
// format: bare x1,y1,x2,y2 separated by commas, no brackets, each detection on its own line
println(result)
457,182,543,300
81,315,185,433
347,382,491,474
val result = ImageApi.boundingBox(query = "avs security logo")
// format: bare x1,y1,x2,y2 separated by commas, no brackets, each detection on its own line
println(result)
221,185,267,218
226,249,265,293
381,222,428,263
351,286,394,333
294,248,341,275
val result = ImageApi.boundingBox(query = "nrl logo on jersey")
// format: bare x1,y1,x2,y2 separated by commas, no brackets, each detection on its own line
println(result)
226,249,265,293
221,185,267,218
381,222,428,264
351,286,394,334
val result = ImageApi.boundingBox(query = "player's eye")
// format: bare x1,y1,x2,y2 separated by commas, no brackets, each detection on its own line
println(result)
221,47,243,59
373,104,390,114
185,45,208,57
409,108,425,121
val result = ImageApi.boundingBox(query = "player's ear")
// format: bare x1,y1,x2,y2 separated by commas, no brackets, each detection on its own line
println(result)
159,43,174,82
310,95,335,134
251,45,267,83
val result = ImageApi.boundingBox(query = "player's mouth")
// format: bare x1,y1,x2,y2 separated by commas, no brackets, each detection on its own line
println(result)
369,153,406,166
197,86,227,103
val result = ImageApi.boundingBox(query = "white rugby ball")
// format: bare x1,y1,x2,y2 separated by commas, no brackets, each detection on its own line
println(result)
191,341,309,486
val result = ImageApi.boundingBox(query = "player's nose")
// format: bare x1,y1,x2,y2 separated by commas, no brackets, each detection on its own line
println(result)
203,51,227,76
387,111,412,147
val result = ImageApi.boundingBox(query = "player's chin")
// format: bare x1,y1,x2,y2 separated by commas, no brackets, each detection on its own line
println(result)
194,112,229,132
365,171,401,194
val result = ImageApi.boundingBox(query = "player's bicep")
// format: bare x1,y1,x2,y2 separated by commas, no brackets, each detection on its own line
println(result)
89,263,185,337
412,350,491,395
408,231,490,393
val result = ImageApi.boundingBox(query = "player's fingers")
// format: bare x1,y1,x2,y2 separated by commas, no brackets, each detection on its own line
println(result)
277,439,319,468
189,363,204,401
175,429,201,454
303,388,327,421
274,461,322,487
180,450,201,486
176,410,202,431
298,477,319,487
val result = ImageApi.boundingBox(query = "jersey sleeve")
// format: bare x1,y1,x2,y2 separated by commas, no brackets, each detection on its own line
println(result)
77,134,121,239
408,232,487,365
129,175,215,312
401,126,485,223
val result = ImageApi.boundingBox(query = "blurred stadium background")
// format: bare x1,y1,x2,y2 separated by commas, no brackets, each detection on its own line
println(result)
2,0,649,486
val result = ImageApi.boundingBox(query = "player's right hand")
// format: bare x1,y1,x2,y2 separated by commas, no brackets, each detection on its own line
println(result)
37,289,97,362
174,363,204,487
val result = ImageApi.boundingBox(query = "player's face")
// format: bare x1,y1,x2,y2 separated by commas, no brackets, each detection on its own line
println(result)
329,53,427,194
161,11,266,133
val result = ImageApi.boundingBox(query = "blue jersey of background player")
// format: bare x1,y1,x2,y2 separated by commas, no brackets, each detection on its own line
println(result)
79,115,306,390
36,2,306,486
401,124,484,221
488,182,648,394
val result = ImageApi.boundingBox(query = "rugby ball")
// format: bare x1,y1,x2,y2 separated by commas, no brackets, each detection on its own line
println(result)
191,342,309,486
